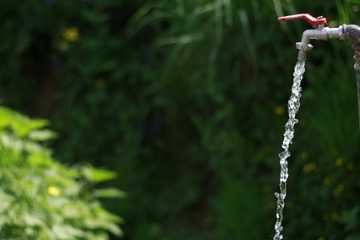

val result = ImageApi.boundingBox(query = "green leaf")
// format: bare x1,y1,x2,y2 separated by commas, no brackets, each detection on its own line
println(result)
0,107,48,136
23,213,44,227
52,225,85,239
94,188,126,199
85,218,123,237
82,165,117,183
102,222,123,237
29,130,57,141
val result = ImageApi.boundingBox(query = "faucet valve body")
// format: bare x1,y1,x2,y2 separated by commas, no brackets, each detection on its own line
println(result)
296,26,344,61
277,13,345,60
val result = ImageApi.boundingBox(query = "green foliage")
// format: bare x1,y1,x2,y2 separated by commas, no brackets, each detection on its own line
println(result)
1,0,360,240
0,106,122,239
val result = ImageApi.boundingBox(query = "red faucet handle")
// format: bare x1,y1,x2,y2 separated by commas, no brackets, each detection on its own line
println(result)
277,13,327,28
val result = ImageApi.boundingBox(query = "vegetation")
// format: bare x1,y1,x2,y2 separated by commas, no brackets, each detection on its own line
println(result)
0,0,360,239
0,107,123,239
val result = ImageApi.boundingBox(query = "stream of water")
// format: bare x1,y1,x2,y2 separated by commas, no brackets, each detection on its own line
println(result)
273,60,306,240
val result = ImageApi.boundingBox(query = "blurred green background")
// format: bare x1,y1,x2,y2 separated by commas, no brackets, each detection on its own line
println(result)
1,0,360,239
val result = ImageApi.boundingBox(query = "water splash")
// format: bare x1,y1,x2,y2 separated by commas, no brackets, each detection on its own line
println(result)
273,61,306,240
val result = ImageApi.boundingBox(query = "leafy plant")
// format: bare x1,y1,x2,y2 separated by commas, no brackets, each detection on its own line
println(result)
0,106,123,240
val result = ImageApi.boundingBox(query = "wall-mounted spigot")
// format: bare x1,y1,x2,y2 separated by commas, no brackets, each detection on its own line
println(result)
277,13,344,61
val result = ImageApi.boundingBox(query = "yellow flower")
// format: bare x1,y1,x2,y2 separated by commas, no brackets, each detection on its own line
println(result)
303,162,316,173
323,177,331,186
318,236,326,240
62,27,79,42
274,106,285,116
47,186,60,196
333,184,344,197
335,158,343,167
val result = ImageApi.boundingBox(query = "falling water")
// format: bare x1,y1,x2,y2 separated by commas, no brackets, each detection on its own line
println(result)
273,60,306,240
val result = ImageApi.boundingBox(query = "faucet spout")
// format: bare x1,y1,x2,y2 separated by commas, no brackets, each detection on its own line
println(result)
296,27,344,61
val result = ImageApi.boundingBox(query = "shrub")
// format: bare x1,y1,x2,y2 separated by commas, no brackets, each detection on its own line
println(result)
0,106,123,240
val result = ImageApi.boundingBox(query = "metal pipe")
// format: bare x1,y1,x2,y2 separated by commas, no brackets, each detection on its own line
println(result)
343,25,360,129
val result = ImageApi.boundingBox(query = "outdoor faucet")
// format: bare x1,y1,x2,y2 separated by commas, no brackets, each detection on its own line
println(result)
278,14,344,61
277,13,360,128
